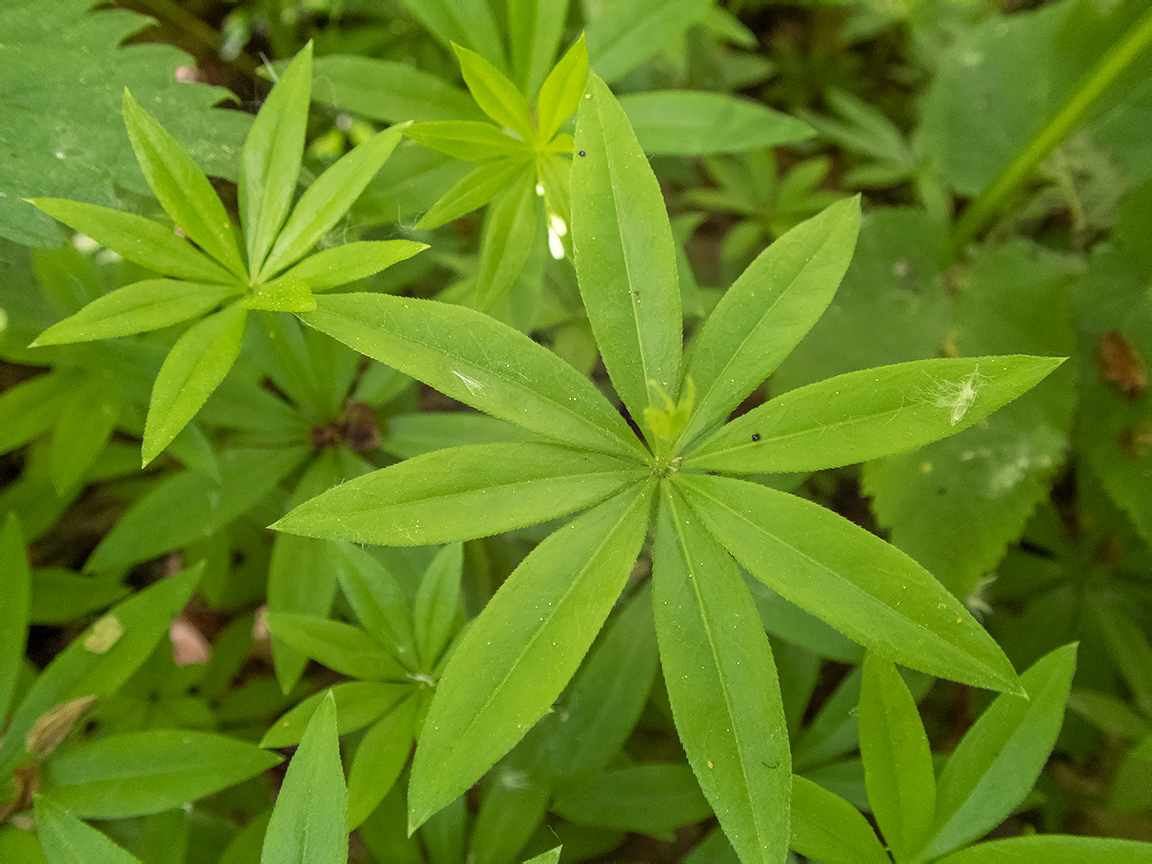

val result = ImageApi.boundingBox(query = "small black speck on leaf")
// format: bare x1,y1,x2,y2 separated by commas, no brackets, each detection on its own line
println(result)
751,432,761,442
578,150,586,157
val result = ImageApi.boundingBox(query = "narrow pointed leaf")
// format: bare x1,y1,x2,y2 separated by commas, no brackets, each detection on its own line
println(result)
475,171,539,311
122,90,245,280
261,691,347,864
454,44,533,140
300,293,644,458
686,356,1065,473
264,613,408,682
405,120,533,160
347,696,418,830
407,483,652,831
31,280,236,346
789,776,889,864
397,0,506,73
279,240,427,292
333,544,416,661
925,643,1078,859
552,764,712,835
573,73,682,431
262,681,409,749
859,654,935,862
27,199,234,283
936,835,1152,864
241,43,312,277
508,0,570,98
274,443,642,545
537,34,588,142
416,158,529,228
677,197,861,450
654,483,790,863
414,544,463,669
34,796,143,864
679,474,1022,693
309,55,485,123
0,515,31,720
259,125,406,280
143,303,248,465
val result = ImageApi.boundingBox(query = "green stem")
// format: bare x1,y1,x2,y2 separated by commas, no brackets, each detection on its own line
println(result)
951,4,1152,254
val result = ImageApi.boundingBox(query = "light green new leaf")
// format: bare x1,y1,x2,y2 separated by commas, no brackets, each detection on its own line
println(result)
414,544,463,669
26,199,234,283
407,482,653,831
34,796,142,864
143,302,248,465
258,125,407,281
619,91,814,155
274,442,642,546
572,73,682,434
261,691,348,864
347,696,418,830
262,681,409,749
0,564,201,773
244,274,315,313
454,45,533,141
686,355,1065,473
679,474,1022,694
241,43,312,277
859,654,935,862
45,729,280,818
936,835,1152,864
280,240,427,291
537,34,588,142
476,172,539,311
789,776,889,864
925,643,1077,859
522,848,562,864
122,90,245,280
508,0,570,98
31,280,236,346
406,120,533,161
654,483,790,864
299,293,644,458
264,613,408,682
0,515,31,720
677,197,860,450
417,158,530,229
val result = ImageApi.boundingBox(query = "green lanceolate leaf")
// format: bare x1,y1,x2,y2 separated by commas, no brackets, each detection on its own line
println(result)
142,302,248,465
299,293,645,459
398,0,506,72
405,120,533,160
653,482,790,864
0,515,31,720
347,696,419,829
47,371,120,495
789,776,889,864
0,372,71,453
685,355,1066,473
572,73,682,435
332,544,417,662
261,691,348,864
262,681,410,749
26,199,234,283
552,764,712,835
122,90,246,280
537,34,588,142
44,730,281,818
258,124,407,281
31,280,237,346
935,835,1152,864
454,44,533,141
274,442,643,546
676,197,861,450
925,643,1077,858
414,543,464,669
241,42,312,278
678,474,1022,694
475,171,539,311
309,55,483,123
264,613,408,682
34,796,143,864
407,482,653,831
416,158,529,229
585,0,711,83
508,0,571,98
859,654,936,862
280,240,427,291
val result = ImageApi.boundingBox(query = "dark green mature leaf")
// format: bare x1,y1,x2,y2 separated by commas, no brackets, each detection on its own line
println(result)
414,544,463,669
45,730,280,818
26,200,234,283
241,43,311,278
299,293,644,459
265,613,408,682
333,544,417,663
789,776,888,864
686,356,1065,473
936,835,1152,864
407,482,653,832
859,654,935,862
0,372,72,453
274,443,643,546
261,691,348,864
397,0,506,72
1095,605,1152,723
31,280,237,346
679,474,1022,694
553,764,712,835
262,681,409,749
309,56,484,124
925,644,1077,859
141,303,248,464
585,0,711,83
677,197,860,450
46,370,119,495
0,0,249,247
0,564,201,772
122,90,245,280
0,515,31,720
508,0,570,98
469,730,553,864
347,696,418,830
620,91,813,155
654,483,790,864
34,796,142,864
573,73,682,434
